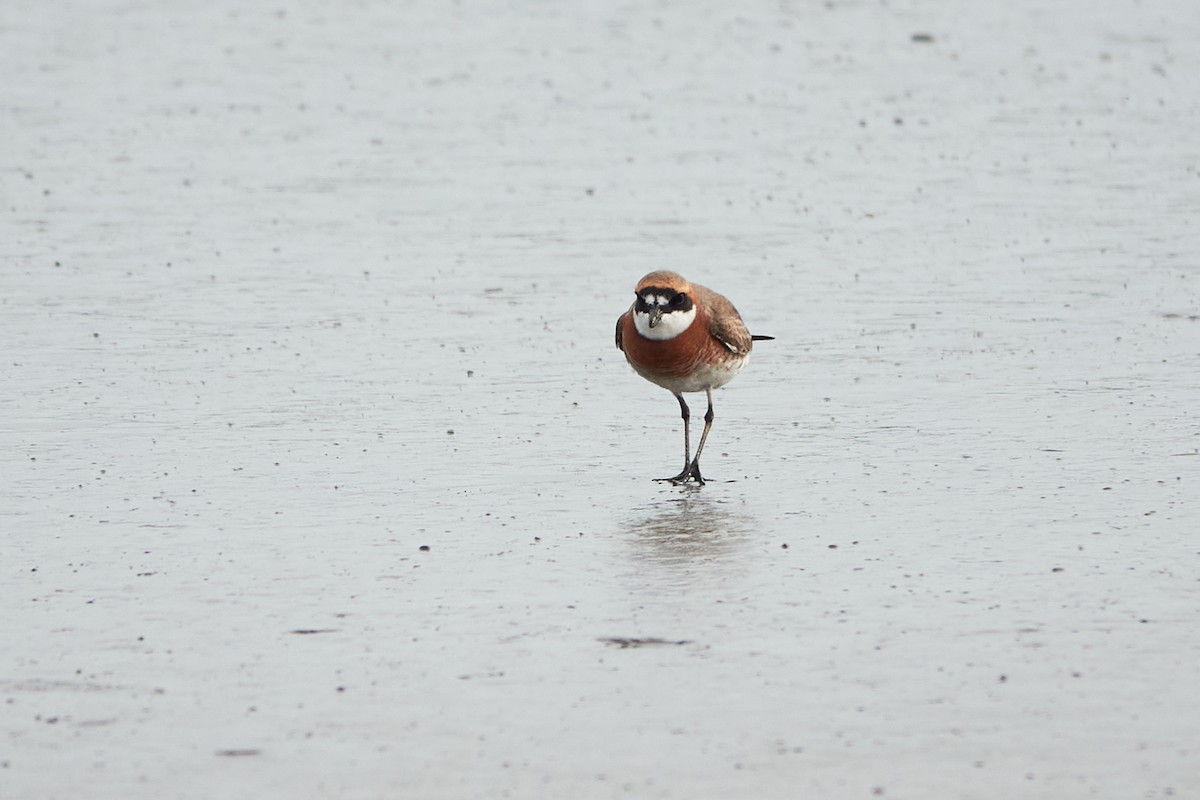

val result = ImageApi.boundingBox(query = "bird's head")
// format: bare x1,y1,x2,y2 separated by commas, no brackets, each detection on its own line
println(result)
633,271,696,340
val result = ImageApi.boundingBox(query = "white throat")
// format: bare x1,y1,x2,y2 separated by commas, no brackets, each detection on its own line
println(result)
634,307,696,340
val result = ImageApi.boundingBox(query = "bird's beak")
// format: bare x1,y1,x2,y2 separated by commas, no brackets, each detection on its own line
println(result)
647,307,664,328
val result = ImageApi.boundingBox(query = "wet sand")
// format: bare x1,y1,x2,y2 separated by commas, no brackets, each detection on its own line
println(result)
3,0,1199,797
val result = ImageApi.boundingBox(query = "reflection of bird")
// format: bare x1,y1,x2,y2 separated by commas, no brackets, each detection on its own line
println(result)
615,271,773,485
627,495,754,565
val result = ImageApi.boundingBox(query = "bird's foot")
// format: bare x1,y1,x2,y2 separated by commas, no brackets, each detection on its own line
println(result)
654,462,705,486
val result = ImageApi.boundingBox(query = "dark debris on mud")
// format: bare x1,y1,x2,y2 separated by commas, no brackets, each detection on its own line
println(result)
599,637,692,649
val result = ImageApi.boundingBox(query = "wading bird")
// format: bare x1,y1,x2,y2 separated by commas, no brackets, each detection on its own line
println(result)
615,271,773,485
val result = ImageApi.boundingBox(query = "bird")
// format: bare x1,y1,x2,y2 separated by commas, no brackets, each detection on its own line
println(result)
615,270,773,485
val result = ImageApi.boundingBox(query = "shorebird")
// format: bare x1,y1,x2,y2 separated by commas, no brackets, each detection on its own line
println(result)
615,270,773,485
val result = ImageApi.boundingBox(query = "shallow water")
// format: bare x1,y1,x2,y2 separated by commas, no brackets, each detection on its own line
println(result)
3,0,1199,797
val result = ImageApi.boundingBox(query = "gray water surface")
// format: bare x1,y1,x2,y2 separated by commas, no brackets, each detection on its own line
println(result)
3,1,1199,798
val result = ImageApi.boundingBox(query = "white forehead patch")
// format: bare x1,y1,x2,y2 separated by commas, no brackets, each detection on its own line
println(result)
634,306,696,340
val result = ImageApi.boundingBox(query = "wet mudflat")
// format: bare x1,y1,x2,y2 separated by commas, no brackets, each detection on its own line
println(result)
3,1,1199,798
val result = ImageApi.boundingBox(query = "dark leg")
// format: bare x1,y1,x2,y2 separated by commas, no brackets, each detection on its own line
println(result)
686,389,715,483
675,393,691,473
655,393,694,484
655,391,714,486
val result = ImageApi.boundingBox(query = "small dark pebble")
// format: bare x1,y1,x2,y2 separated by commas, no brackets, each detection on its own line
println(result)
999,675,1008,683
419,545,430,552
1051,567,1064,572
911,33,934,42
781,543,789,549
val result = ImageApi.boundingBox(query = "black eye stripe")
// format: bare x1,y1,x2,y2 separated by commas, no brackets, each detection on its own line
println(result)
635,287,693,313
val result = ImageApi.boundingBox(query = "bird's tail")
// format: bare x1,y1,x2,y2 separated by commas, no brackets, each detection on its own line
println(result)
751,335,775,341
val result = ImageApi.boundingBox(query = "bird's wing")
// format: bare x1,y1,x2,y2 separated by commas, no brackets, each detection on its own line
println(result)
696,284,754,355
615,312,625,351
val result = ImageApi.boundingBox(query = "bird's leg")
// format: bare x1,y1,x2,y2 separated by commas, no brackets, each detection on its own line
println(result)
685,389,715,484
655,393,695,484
656,392,712,486
676,392,692,473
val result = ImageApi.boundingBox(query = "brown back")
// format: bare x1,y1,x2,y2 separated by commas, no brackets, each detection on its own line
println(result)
692,282,753,356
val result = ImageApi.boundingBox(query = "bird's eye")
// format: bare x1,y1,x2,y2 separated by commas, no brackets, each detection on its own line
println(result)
670,293,687,307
